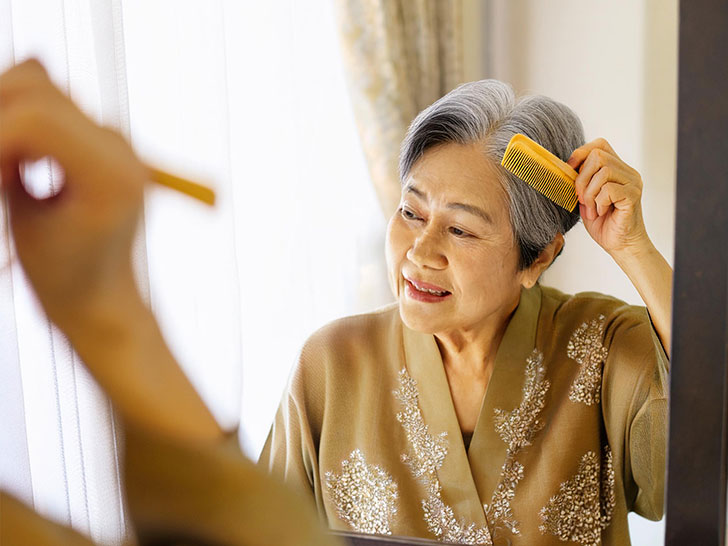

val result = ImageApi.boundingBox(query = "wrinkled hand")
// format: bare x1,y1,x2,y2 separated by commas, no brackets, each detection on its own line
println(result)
567,138,649,257
0,59,147,327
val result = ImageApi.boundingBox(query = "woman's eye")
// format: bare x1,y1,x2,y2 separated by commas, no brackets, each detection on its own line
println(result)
450,227,469,237
401,208,418,220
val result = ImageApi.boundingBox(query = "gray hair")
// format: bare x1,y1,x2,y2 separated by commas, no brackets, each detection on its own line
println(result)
399,80,584,269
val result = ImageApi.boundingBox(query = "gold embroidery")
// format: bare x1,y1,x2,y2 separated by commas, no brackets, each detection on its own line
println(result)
538,445,616,546
395,370,448,478
422,493,494,545
486,350,550,537
325,449,399,535
493,350,550,451
395,369,493,545
567,316,608,405
484,459,524,535
600,446,616,528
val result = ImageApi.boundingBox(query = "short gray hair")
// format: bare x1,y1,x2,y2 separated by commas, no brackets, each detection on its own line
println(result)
399,79,584,269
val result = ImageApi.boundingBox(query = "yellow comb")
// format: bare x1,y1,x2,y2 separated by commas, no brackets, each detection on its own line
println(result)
501,133,579,211
147,166,216,206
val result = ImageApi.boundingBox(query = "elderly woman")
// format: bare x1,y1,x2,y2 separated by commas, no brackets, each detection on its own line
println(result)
260,80,670,546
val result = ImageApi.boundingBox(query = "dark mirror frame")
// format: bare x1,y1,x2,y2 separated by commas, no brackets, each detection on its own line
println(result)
665,0,728,545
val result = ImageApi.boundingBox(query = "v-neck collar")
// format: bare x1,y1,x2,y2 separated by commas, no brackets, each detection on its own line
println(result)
468,284,542,500
401,284,543,525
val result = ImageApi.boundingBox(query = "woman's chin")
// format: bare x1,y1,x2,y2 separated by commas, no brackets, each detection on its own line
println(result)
397,300,448,334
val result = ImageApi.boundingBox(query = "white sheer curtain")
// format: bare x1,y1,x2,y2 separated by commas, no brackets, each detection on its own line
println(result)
122,0,391,454
0,0,390,542
0,1,131,543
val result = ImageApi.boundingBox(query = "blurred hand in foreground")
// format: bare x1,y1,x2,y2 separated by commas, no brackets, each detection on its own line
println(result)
0,59,146,328
0,58,222,440
0,59,341,546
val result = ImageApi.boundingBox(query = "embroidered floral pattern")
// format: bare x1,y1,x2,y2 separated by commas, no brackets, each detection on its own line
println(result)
483,459,524,535
422,491,494,545
599,446,616,528
486,350,550,537
567,316,608,405
538,445,616,546
493,350,550,451
395,370,448,478
395,369,493,545
325,449,399,535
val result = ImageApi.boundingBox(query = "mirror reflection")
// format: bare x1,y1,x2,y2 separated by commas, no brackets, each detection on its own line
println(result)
0,1,677,545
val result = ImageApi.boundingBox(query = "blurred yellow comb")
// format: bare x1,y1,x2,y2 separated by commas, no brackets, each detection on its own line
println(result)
501,133,578,211
147,166,216,206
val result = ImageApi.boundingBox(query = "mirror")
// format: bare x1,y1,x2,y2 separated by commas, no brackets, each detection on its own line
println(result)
0,1,679,545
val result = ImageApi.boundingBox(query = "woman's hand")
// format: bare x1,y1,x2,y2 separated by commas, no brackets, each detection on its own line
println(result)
568,137,673,356
0,59,147,328
567,138,649,259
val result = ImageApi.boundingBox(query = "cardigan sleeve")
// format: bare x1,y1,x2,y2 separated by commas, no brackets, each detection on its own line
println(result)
258,383,322,508
601,305,669,521
258,334,330,520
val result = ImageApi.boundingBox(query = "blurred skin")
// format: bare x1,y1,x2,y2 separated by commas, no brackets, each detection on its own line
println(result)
0,58,340,546
0,62,144,324
0,59,221,442
385,140,672,433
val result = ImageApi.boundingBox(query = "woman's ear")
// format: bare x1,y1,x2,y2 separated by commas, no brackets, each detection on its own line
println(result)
521,233,565,288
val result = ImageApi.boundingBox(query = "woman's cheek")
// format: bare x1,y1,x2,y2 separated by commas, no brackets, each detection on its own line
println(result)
385,215,406,299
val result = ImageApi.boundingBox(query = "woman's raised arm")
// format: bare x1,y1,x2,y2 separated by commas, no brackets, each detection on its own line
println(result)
568,138,673,357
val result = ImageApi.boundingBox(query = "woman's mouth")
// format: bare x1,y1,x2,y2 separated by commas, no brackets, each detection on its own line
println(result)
404,278,452,303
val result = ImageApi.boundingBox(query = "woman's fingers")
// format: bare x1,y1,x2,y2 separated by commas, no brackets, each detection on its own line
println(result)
566,137,619,171
1,86,95,175
581,164,610,218
573,143,641,220
593,181,640,217
1,63,146,208
0,59,50,102
574,149,622,216
0,60,147,325
568,137,649,256
0,161,28,212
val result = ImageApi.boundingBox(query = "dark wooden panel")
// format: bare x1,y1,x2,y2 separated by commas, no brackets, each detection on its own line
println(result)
665,1,728,545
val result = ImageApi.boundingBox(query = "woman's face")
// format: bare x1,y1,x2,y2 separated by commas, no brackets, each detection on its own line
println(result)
386,142,531,337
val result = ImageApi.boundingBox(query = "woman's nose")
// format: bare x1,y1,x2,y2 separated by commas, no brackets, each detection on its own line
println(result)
406,229,447,269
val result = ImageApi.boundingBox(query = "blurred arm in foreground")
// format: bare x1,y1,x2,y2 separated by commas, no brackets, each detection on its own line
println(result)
0,59,338,546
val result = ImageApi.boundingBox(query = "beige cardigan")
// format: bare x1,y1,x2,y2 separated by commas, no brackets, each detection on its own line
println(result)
260,284,668,546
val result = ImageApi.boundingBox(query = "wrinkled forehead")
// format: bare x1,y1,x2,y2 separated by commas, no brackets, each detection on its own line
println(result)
404,142,510,218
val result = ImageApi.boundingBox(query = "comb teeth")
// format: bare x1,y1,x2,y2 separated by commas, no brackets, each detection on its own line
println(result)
501,139,579,212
